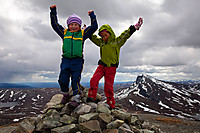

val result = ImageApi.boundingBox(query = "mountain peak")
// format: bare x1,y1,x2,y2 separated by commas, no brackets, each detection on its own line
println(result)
116,74,200,120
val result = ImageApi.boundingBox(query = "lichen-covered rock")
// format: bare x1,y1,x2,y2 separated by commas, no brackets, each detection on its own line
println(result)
106,119,124,129
78,113,98,123
51,124,78,133
130,115,139,125
99,113,113,124
60,114,77,124
73,104,92,116
118,126,133,133
43,94,64,113
97,103,111,114
0,126,18,133
78,120,101,133
14,119,35,133
111,109,131,124
13,87,162,133
42,115,62,128
102,129,119,133
139,129,155,133
45,94,63,108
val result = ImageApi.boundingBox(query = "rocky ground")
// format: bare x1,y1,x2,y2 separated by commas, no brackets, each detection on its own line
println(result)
1,112,200,133
0,86,200,132
135,113,200,133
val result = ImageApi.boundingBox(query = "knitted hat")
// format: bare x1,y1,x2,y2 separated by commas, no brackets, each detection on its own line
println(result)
67,14,82,26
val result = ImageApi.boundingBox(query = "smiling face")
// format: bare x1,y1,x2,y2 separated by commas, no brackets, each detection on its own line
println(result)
100,30,110,42
68,22,81,32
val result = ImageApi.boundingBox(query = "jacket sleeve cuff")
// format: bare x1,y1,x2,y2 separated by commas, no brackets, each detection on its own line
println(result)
130,25,136,35
89,11,95,17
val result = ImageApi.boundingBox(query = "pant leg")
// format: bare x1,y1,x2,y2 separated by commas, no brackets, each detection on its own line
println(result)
104,66,116,108
58,58,71,93
88,65,105,100
70,58,84,96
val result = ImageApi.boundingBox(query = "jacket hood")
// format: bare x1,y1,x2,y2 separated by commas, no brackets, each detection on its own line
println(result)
98,24,115,42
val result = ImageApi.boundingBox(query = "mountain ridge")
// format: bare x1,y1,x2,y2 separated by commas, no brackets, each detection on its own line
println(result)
115,74,200,120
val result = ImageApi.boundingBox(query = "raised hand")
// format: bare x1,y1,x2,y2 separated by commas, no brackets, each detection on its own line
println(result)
134,17,143,30
50,5,56,9
88,10,93,15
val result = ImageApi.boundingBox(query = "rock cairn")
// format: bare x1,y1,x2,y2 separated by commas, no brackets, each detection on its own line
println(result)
11,87,161,133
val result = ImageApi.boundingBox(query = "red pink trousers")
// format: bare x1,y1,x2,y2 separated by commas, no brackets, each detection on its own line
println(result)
88,65,116,108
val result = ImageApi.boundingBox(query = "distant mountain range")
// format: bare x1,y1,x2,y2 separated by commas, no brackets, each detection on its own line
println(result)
0,82,132,90
0,74,200,125
115,74,200,120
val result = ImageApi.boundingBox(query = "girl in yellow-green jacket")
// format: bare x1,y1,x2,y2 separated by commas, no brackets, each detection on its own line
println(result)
87,18,143,109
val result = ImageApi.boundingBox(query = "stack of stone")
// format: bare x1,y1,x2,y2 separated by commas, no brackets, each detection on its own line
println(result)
12,88,161,133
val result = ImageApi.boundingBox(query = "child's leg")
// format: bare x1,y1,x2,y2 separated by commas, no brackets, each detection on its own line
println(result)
58,58,71,93
70,58,84,96
88,65,105,100
104,66,116,109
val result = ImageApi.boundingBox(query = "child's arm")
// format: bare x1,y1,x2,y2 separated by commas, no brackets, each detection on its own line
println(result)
89,34,102,47
116,26,136,47
116,17,143,47
83,11,98,41
50,5,65,39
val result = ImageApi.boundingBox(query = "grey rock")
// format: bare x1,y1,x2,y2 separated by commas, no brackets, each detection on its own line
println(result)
60,114,77,124
60,105,72,115
87,102,97,109
44,94,63,112
102,129,119,133
106,119,124,129
97,103,111,114
121,123,131,130
111,109,131,124
43,115,62,128
139,129,155,133
0,126,18,133
78,120,101,133
99,113,113,124
14,119,35,133
118,126,134,133
130,115,139,125
78,113,98,123
73,103,92,116
51,124,78,133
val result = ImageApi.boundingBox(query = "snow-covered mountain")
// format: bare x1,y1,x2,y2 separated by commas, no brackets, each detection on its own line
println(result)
115,74,200,120
0,88,60,124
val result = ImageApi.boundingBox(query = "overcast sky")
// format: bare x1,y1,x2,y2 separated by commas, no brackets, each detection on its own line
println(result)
0,0,200,83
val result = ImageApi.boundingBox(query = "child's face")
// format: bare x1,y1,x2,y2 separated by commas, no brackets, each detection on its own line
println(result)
68,23,81,32
100,31,110,42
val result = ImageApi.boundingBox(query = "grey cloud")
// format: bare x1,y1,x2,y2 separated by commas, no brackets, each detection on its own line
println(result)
1,0,200,82
23,18,59,41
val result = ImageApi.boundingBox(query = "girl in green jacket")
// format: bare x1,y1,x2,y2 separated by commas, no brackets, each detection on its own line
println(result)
87,17,143,109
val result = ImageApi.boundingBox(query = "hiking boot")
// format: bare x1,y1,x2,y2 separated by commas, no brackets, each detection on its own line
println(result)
61,93,71,104
87,97,100,104
86,97,94,102
111,107,119,110
68,95,81,109
68,101,80,109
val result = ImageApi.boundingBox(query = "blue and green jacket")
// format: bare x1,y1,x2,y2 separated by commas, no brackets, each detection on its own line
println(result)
50,7,98,58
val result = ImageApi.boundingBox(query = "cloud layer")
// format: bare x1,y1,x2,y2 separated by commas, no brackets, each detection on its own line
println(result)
0,0,200,83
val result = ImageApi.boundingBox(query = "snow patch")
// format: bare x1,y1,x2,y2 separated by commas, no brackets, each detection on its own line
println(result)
10,91,14,98
158,101,170,109
136,104,160,114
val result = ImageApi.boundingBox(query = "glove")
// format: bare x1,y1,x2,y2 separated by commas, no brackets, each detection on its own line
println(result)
50,5,56,9
134,17,143,30
88,10,93,15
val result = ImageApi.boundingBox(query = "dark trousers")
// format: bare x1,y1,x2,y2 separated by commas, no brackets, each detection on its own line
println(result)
58,57,83,96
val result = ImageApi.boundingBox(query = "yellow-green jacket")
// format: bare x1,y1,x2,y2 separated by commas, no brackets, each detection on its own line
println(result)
90,24,136,67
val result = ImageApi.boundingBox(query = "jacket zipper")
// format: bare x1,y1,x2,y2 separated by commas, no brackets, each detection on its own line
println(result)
71,32,74,58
